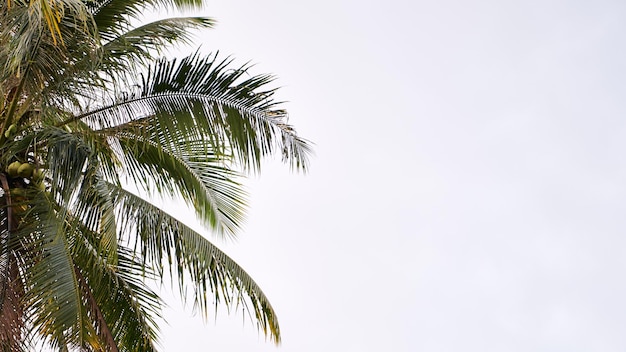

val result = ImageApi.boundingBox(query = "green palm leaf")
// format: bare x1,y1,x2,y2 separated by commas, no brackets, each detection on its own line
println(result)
101,17,215,75
72,233,161,352
73,52,311,171
110,184,281,342
17,192,84,349
116,131,246,236
89,0,205,41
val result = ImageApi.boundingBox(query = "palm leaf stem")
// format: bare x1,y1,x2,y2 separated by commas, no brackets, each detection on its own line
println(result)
74,266,119,352
57,93,270,128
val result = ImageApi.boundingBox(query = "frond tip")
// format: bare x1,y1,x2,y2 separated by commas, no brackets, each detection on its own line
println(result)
111,185,281,342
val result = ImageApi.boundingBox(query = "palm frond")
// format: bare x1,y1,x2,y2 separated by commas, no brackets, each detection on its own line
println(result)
100,17,215,78
72,52,311,172
116,132,246,236
89,0,204,41
71,229,161,352
0,0,98,82
23,0,92,45
17,192,84,349
32,125,118,204
110,184,281,342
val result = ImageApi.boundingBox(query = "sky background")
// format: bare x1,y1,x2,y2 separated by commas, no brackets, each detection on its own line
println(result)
147,0,626,351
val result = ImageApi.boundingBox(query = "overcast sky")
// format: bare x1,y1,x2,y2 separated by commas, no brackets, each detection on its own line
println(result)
150,1,626,351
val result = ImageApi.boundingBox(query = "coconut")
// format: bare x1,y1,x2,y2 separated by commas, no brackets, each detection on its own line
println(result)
33,180,46,191
4,124,17,138
7,161,21,177
17,163,34,178
32,168,44,182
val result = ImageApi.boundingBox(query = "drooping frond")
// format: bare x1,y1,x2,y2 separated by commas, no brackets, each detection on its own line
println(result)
110,184,281,342
17,191,84,349
116,131,247,236
71,231,161,352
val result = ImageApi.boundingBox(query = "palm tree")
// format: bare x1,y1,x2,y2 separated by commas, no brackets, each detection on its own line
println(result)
0,0,310,350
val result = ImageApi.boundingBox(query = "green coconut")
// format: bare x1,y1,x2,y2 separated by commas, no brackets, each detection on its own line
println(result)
7,161,21,177
35,181,46,191
4,124,17,138
32,168,44,182
17,163,34,178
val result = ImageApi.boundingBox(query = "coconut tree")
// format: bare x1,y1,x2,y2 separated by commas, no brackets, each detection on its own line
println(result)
0,0,310,350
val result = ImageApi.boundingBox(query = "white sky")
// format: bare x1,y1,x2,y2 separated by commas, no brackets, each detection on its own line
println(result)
151,0,626,351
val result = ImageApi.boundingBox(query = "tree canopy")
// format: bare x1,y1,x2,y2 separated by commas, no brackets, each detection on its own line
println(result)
0,0,311,350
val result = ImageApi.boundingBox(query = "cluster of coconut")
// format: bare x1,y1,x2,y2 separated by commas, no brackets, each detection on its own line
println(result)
7,161,34,178
6,161,45,190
